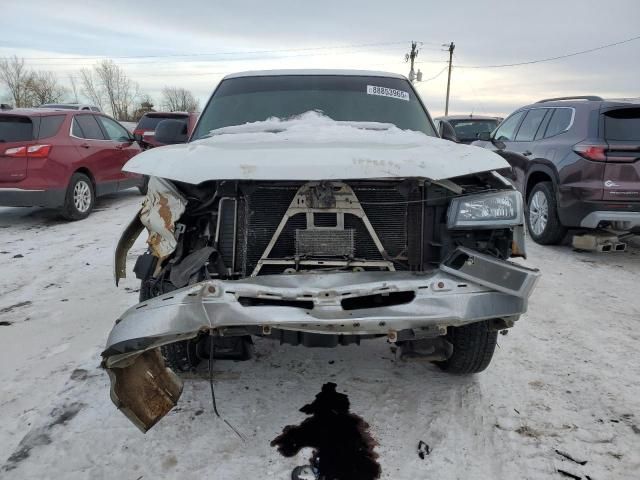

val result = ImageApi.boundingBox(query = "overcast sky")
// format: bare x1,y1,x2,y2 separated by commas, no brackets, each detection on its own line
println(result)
1,0,639,117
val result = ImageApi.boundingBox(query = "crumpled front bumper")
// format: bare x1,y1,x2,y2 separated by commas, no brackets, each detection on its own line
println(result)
102,248,539,431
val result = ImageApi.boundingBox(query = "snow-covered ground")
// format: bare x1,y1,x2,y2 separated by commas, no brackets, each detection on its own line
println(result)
0,190,639,479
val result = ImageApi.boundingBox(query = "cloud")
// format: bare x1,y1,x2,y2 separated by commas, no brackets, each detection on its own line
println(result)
1,0,638,115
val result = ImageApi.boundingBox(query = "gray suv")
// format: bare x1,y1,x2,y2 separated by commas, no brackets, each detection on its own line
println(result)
473,96,640,244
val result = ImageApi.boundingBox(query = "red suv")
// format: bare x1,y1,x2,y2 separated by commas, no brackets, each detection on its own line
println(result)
133,111,198,148
0,109,143,219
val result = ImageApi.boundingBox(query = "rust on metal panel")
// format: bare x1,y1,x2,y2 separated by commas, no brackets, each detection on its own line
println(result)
157,195,172,231
104,348,183,433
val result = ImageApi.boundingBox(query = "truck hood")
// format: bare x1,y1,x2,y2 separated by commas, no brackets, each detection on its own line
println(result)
123,111,508,184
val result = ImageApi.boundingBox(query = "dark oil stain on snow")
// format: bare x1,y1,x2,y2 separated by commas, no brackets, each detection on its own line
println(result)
271,382,381,480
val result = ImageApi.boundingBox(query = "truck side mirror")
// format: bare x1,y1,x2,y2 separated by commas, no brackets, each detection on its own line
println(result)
438,120,459,143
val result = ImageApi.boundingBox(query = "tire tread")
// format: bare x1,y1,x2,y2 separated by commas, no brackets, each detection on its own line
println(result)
436,321,498,374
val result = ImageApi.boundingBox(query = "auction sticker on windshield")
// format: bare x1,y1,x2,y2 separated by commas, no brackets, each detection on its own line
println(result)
366,85,410,101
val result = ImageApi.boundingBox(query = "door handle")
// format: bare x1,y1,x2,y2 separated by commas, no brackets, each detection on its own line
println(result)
81,143,90,149
115,145,124,150
523,150,532,156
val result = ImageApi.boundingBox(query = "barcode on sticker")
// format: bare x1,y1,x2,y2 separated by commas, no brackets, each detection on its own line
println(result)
366,85,410,101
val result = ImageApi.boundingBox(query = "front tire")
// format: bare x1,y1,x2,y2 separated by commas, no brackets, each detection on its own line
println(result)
526,181,566,245
435,321,498,374
139,279,253,372
139,280,201,372
61,173,94,220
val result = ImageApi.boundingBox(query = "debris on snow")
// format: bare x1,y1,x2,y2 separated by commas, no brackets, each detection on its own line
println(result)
515,425,542,438
0,301,31,314
291,465,319,480
555,449,587,466
556,468,582,479
417,440,431,459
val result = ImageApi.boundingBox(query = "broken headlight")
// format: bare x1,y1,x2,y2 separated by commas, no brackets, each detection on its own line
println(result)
447,190,523,229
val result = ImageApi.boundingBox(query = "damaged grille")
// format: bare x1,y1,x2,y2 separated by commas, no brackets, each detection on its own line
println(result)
295,229,355,257
233,183,413,276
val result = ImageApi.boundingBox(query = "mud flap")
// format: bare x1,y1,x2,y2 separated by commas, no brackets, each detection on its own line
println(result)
104,349,183,433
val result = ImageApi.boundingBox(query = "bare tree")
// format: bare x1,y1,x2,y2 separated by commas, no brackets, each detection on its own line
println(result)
79,60,139,119
68,74,80,103
28,71,68,105
79,67,105,111
0,56,34,107
160,87,199,112
132,94,155,121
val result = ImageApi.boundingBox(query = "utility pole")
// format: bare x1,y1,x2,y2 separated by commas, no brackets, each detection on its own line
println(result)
444,41,455,116
405,41,419,83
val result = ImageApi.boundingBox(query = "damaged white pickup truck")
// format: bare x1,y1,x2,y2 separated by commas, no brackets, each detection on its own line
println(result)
103,70,540,432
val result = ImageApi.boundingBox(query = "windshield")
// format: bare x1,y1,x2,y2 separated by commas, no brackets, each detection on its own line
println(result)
192,75,436,140
448,119,499,142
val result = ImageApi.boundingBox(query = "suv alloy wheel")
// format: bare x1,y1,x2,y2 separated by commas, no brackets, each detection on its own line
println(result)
526,182,566,244
61,172,95,220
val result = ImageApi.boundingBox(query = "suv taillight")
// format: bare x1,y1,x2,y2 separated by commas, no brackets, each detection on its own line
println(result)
573,143,608,161
4,144,52,158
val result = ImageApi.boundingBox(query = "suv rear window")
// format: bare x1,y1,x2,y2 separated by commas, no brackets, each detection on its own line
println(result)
604,108,640,141
515,109,548,141
544,108,573,138
38,115,65,139
73,115,106,140
137,114,187,131
0,116,33,142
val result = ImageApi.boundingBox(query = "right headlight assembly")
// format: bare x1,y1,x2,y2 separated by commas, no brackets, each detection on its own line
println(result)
447,190,524,229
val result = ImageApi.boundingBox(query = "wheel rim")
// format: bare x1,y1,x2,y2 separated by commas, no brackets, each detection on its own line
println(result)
529,190,548,236
73,180,92,213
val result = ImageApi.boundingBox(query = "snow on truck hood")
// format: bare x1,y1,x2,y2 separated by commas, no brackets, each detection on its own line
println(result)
123,111,508,183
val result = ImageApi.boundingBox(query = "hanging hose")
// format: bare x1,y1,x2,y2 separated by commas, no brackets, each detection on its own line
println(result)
209,334,246,442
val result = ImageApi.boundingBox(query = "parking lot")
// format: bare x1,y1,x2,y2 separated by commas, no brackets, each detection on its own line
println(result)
0,190,638,479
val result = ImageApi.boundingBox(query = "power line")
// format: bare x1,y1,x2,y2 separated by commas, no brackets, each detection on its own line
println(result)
18,50,449,68
63,59,415,79
0,40,427,62
419,66,448,82
455,33,640,68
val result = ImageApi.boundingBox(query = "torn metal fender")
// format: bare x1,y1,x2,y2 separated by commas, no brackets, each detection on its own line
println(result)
139,177,187,261
114,212,144,286
103,348,183,433
113,177,187,286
